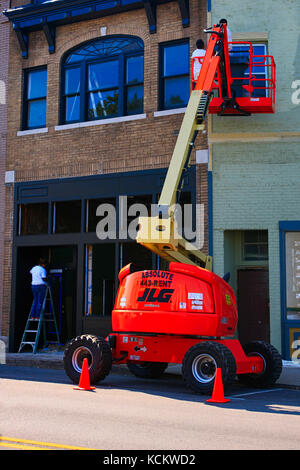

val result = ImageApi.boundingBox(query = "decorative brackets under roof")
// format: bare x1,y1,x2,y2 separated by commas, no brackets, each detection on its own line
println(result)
4,0,190,58
142,0,156,33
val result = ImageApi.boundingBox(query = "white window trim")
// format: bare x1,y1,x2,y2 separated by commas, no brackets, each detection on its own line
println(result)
154,107,186,118
55,113,146,131
17,127,48,136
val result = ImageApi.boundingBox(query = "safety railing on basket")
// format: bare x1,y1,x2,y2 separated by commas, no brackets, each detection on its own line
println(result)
191,41,276,104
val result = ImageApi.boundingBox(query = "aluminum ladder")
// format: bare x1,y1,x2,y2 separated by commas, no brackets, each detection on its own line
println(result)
18,284,60,354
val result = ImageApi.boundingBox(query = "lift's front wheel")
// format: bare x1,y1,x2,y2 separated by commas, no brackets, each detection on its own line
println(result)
182,341,236,394
64,334,112,385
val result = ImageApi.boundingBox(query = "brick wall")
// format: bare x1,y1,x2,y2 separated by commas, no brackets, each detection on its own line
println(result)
6,2,207,180
2,0,209,336
0,1,10,337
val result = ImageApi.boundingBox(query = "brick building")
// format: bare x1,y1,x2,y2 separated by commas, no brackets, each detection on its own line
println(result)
2,0,209,351
208,0,300,359
0,0,10,345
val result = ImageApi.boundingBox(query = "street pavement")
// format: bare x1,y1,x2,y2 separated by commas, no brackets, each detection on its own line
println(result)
2,351,300,388
1,364,300,450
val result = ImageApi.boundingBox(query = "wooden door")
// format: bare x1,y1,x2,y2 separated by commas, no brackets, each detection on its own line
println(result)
237,269,270,345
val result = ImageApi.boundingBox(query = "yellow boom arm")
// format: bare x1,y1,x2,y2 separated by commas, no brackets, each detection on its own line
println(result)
136,89,212,270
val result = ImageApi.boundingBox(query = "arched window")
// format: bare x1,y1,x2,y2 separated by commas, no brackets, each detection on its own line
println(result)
61,36,144,124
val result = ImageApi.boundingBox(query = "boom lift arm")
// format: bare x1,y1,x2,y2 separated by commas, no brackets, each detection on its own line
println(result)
136,23,233,271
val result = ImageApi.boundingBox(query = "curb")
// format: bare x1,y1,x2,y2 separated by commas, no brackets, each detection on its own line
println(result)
3,354,300,388
3,353,132,376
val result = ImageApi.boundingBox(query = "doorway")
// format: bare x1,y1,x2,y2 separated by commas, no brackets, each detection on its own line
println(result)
237,269,270,345
14,245,77,351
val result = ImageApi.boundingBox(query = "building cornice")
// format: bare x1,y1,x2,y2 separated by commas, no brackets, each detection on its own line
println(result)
3,0,190,58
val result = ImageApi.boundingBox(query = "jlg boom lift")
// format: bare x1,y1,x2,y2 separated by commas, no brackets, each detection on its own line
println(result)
64,23,281,394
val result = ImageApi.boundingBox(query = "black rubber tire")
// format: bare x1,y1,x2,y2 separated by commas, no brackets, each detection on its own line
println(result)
182,341,237,394
127,361,168,379
64,334,112,385
237,341,282,388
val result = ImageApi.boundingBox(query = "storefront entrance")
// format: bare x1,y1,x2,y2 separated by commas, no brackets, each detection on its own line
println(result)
10,167,196,352
14,245,77,351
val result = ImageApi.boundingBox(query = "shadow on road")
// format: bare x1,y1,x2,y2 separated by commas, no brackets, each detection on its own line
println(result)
1,364,300,416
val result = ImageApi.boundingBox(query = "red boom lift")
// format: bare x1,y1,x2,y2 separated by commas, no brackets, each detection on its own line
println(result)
63,23,281,394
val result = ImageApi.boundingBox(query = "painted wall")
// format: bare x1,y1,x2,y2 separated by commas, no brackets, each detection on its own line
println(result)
210,0,300,353
210,0,300,134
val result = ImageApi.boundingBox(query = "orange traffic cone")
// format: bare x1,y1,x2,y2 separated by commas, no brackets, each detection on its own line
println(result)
73,358,96,391
206,368,230,403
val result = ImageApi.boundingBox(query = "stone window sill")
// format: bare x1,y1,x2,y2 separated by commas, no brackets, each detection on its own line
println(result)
17,127,48,136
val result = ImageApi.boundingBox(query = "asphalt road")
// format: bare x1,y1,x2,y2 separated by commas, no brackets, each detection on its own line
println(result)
1,364,300,452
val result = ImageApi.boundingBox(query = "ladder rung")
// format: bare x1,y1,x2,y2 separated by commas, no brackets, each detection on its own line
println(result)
19,285,60,353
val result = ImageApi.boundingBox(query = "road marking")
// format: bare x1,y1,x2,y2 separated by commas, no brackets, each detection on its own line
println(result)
0,442,46,450
0,436,96,450
229,388,285,398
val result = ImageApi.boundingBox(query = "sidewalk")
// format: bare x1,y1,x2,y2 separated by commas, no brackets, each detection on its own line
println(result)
2,352,300,388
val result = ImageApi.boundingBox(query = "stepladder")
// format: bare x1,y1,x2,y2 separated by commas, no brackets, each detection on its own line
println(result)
18,284,61,354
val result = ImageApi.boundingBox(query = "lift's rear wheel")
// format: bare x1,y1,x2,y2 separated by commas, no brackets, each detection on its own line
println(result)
182,341,236,394
237,341,282,387
127,361,168,379
64,334,112,385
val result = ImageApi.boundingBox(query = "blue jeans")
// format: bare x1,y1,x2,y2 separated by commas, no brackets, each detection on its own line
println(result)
31,284,47,318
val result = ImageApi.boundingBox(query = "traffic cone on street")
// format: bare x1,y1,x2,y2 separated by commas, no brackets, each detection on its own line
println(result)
73,358,96,391
206,368,230,403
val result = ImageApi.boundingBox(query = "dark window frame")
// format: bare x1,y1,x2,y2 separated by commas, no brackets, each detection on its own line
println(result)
52,200,83,234
159,39,190,111
22,66,47,130
242,230,269,261
17,202,49,235
231,43,268,98
60,37,144,124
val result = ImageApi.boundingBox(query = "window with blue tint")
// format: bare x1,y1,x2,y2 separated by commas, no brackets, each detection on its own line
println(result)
163,43,189,77
125,55,144,114
126,56,144,84
64,66,81,123
164,76,190,108
65,67,81,94
88,61,119,90
88,90,119,119
65,95,80,123
231,44,268,98
160,41,189,110
23,67,47,129
87,60,119,119
61,36,144,123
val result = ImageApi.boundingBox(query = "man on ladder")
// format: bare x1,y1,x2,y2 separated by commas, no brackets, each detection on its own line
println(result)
18,258,60,353
30,257,48,320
